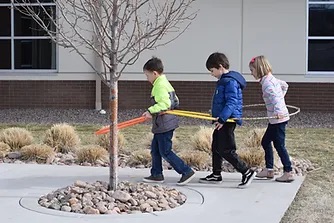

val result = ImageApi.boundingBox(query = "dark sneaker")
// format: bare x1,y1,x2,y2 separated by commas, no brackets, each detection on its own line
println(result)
238,169,255,188
143,175,164,183
177,169,195,186
199,173,222,184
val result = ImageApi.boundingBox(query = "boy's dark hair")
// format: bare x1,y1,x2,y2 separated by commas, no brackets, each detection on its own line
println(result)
143,57,164,74
206,52,230,70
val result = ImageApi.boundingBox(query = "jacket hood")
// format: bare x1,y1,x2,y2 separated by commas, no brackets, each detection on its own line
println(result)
218,71,247,90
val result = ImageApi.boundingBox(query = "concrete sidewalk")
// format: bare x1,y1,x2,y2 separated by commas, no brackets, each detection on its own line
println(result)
0,164,304,223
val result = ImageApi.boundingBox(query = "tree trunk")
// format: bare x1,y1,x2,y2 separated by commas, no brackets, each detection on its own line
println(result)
108,0,119,191
108,80,118,190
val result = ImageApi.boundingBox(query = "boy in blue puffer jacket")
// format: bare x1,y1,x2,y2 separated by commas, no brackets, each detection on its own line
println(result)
199,52,255,188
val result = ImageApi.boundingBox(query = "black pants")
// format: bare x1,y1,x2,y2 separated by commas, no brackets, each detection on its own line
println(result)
212,122,249,175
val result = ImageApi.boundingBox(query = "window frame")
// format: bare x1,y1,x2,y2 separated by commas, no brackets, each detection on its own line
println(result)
307,0,334,76
0,1,57,73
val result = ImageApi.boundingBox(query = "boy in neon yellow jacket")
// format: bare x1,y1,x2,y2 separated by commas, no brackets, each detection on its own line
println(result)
142,57,195,186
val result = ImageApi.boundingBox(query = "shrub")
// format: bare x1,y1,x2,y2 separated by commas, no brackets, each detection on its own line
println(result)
96,131,126,152
0,142,11,158
244,128,266,148
0,127,34,150
238,128,267,167
191,126,213,154
44,123,80,153
141,133,153,149
76,145,108,164
179,150,210,170
20,144,55,163
237,147,265,167
127,149,151,167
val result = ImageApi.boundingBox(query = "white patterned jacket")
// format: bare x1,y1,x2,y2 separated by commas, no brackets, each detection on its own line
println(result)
260,74,290,124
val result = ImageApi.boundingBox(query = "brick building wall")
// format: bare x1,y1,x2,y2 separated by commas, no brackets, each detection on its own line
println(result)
0,81,95,109
104,81,334,112
0,80,333,111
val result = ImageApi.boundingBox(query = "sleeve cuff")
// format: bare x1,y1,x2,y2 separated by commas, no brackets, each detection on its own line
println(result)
147,107,153,114
217,118,225,124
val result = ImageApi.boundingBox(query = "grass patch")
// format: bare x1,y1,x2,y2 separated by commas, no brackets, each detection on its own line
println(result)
0,124,333,222
280,128,334,223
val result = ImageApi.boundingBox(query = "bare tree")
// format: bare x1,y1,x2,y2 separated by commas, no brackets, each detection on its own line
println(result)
15,0,197,190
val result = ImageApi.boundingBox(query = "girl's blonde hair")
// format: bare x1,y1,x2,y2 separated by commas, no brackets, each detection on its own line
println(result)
249,55,272,79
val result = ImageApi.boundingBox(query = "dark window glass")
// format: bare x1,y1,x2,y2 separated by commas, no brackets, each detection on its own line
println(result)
309,4,334,36
0,40,11,69
14,39,56,69
308,40,334,71
14,6,56,36
0,7,10,36
0,0,10,3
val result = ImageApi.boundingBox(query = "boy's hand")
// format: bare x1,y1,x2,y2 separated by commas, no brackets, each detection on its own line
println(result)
214,121,223,130
142,111,152,119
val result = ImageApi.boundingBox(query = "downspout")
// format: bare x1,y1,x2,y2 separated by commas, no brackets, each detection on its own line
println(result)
95,63,102,110
94,0,102,110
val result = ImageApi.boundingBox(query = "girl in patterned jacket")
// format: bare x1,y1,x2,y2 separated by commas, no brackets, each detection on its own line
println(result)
249,55,294,182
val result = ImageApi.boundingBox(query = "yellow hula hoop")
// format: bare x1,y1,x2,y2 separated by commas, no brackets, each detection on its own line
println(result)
169,110,211,117
166,104,300,121
165,110,216,121
165,110,236,122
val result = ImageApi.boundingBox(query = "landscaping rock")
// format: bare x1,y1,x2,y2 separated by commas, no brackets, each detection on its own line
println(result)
38,181,187,215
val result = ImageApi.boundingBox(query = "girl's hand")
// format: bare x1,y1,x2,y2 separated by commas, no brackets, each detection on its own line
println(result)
276,114,284,119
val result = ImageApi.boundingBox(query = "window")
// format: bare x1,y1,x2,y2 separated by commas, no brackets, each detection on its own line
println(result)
308,1,334,73
0,0,56,70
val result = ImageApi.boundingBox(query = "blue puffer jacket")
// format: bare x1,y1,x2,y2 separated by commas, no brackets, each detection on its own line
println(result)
211,71,246,126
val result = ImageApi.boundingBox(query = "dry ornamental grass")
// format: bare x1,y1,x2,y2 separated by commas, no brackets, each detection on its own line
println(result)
76,145,108,164
0,127,34,150
237,128,266,167
0,142,11,158
44,123,80,153
20,144,55,163
178,150,210,170
237,147,265,167
95,131,126,152
127,149,151,167
243,128,266,148
190,126,213,154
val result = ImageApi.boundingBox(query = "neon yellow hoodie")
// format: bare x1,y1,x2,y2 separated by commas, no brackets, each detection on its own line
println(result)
148,75,179,114
148,75,179,133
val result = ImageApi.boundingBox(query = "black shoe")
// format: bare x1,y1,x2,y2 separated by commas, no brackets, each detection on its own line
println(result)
238,169,255,188
177,169,195,186
199,173,222,184
143,175,164,183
